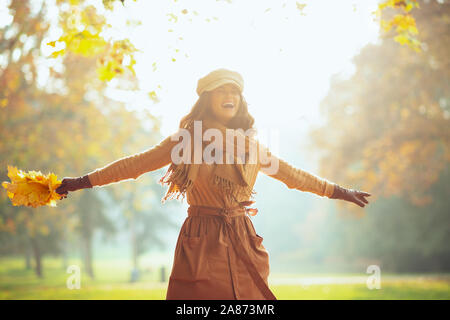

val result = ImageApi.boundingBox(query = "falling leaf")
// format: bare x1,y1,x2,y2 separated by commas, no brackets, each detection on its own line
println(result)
167,13,178,23
50,49,66,58
296,2,307,15
148,90,160,103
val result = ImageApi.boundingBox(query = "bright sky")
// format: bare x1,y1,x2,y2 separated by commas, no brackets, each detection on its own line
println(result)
1,0,381,156
101,0,380,144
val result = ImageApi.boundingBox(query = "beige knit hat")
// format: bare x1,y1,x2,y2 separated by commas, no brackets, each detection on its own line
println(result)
196,68,244,96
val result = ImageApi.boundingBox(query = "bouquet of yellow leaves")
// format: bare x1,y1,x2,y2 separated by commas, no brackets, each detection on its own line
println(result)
2,165,64,208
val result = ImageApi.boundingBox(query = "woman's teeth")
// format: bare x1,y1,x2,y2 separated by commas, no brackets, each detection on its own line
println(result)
223,102,234,108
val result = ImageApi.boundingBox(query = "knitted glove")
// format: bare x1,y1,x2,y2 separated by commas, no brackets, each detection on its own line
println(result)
55,175,92,199
330,184,371,208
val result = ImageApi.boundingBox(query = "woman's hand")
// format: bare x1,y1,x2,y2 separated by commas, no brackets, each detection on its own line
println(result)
330,184,371,208
55,175,92,199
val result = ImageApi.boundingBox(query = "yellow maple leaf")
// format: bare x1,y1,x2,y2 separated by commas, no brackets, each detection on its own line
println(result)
1,165,64,208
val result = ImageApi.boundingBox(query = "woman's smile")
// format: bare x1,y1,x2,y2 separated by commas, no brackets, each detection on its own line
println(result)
222,102,235,109
210,83,241,123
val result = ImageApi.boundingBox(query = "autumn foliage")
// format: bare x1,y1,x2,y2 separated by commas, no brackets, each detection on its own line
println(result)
2,165,64,208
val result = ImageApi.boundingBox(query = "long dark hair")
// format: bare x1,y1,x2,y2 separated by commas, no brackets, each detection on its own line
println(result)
179,91,255,130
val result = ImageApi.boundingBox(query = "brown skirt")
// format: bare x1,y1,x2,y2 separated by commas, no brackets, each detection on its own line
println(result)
166,205,277,300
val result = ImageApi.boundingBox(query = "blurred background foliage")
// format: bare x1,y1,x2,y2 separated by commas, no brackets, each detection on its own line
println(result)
308,0,449,270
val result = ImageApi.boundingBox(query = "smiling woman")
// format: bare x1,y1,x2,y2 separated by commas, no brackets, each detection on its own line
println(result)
55,68,371,300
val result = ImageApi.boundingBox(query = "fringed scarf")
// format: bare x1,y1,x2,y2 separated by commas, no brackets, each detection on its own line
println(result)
159,117,259,205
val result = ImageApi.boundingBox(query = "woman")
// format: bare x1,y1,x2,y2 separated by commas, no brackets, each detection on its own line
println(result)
56,68,371,300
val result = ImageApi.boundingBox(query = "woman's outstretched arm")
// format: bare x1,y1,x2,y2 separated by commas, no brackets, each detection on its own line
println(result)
56,133,179,197
260,151,336,198
258,144,371,207
86,134,178,187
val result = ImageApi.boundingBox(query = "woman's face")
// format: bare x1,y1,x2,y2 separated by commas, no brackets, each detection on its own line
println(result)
209,83,241,124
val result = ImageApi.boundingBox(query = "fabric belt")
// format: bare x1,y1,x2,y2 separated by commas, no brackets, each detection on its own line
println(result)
187,203,277,300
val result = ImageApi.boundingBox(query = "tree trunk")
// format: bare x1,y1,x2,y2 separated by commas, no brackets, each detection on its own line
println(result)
61,237,68,271
25,245,31,270
131,212,138,271
80,201,95,279
130,211,140,282
83,235,94,279
30,237,42,278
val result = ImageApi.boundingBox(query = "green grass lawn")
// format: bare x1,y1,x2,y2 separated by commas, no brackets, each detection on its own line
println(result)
1,257,449,300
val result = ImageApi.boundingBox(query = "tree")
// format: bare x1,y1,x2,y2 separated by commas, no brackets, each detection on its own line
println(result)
310,0,449,213
375,0,423,52
305,0,449,272
0,0,172,278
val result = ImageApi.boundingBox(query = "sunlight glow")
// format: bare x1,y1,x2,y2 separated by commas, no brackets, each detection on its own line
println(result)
103,0,380,139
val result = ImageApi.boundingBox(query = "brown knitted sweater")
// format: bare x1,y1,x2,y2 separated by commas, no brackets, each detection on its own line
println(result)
87,134,335,207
